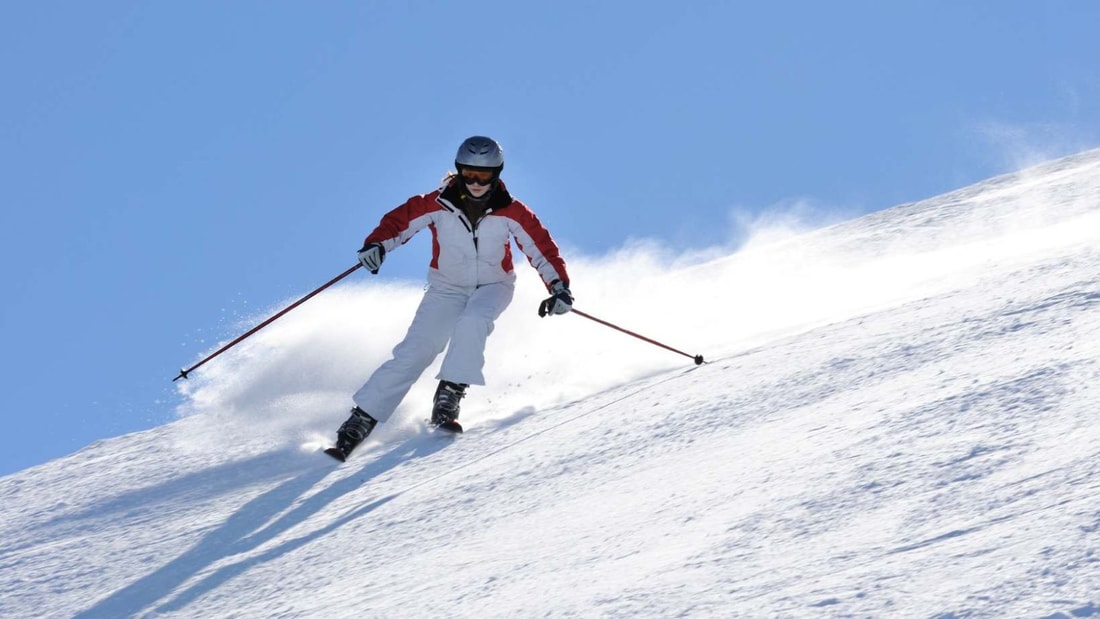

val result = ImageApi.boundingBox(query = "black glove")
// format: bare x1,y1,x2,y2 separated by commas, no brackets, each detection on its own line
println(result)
357,243,385,274
538,280,573,317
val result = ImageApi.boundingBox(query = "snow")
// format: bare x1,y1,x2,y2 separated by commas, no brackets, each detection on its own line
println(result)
2,149,1100,618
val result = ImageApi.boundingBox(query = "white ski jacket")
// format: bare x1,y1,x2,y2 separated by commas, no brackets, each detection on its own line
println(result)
363,178,569,290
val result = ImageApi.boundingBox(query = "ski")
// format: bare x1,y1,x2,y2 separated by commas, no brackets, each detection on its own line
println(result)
325,416,463,462
324,446,349,462
432,420,464,434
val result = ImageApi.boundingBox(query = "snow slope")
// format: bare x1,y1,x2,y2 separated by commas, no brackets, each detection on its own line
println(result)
2,150,1099,618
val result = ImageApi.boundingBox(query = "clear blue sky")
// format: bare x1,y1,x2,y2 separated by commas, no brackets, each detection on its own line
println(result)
1,1,1097,476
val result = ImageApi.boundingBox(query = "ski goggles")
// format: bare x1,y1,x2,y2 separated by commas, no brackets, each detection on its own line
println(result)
460,168,496,186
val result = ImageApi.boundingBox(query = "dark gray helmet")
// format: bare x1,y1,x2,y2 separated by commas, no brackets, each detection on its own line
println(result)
455,136,504,170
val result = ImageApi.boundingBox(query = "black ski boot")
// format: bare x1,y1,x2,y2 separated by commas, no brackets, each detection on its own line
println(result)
326,406,377,461
431,380,467,433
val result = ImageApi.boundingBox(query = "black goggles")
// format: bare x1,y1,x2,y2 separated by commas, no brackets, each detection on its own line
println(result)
459,168,496,186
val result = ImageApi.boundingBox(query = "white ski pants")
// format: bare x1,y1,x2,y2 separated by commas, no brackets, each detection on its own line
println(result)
352,281,515,422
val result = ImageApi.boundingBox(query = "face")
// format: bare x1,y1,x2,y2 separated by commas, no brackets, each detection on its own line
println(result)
460,168,495,197
466,182,491,197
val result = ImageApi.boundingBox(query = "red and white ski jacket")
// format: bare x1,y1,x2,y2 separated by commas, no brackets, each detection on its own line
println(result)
363,178,569,290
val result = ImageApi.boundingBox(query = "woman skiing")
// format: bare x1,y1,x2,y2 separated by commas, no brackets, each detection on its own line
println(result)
328,136,573,460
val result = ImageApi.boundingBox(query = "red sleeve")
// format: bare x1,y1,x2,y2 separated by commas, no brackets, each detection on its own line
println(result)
364,192,442,250
503,201,570,289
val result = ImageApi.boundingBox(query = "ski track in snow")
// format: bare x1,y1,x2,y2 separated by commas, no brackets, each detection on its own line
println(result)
2,150,1100,618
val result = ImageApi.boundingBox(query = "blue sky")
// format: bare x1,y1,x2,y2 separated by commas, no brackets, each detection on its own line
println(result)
1,1,1097,476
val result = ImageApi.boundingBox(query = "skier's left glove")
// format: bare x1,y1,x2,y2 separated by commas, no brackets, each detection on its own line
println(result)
538,280,573,317
357,243,386,274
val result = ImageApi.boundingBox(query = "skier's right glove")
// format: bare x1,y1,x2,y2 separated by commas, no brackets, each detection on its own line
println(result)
538,280,573,317
357,243,386,274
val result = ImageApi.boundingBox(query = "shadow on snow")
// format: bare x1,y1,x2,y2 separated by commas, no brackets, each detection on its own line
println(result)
75,437,451,618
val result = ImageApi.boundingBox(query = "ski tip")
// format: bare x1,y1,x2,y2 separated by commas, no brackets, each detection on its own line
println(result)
324,447,348,462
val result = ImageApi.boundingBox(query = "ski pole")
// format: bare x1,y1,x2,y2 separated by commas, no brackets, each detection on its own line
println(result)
571,308,705,365
173,263,363,381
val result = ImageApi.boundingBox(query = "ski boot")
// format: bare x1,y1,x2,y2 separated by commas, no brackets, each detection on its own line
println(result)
431,380,466,433
325,406,377,461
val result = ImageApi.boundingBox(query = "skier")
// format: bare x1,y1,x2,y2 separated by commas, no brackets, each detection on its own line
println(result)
329,136,573,460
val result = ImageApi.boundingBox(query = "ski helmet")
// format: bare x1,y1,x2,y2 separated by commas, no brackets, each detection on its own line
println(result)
455,136,504,171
